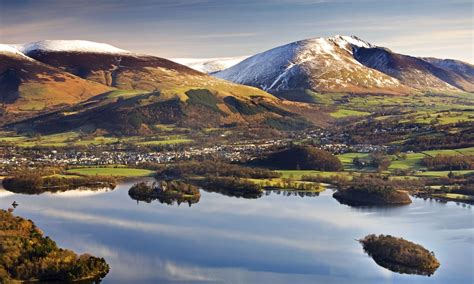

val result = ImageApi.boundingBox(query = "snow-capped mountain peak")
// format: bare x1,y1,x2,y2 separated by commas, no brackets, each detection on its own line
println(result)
14,40,130,54
214,35,406,94
173,56,249,73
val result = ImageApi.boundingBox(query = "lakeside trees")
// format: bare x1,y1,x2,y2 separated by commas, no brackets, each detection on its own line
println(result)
2,169,116,194
422,154,474,171
0,210,109,282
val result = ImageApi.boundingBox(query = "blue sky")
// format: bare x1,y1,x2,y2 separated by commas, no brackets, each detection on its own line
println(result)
1,0,472,62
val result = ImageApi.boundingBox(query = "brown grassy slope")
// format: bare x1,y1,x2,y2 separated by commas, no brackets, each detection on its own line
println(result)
0,53,111,114
26,51,275,102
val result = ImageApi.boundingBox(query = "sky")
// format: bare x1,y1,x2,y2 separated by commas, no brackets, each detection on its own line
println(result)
0,0,473,62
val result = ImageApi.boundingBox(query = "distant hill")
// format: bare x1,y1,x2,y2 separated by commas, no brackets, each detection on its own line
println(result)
173,56,248,73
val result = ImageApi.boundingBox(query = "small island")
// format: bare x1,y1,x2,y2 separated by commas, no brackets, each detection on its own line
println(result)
0,210,109,282
129,180,201,206
2,169,116,194
360,234,440,276
333,176,412,206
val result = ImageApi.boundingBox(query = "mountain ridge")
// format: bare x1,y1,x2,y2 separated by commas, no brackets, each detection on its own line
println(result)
1,40,320,134
213,35,473,98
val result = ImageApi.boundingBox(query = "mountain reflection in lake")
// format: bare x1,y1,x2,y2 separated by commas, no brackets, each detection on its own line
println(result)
1,179,473,284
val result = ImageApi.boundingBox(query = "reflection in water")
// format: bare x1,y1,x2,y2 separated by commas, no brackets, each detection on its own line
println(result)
45,187,114,197
200,187,263,199
0,179,473,284
2,185,115,196
0,188,14,198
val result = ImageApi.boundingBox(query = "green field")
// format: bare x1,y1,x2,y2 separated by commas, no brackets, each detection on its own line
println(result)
105,89,146,99
67,167,154,177
415,170,474,177
431,193,474,202
336,153,371,171
330,109,370,118
388,153,427,171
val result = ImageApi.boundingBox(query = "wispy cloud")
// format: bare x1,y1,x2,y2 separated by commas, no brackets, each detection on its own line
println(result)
0,0,472,61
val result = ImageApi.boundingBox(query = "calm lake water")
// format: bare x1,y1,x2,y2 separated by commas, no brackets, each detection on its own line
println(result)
1,179,473,284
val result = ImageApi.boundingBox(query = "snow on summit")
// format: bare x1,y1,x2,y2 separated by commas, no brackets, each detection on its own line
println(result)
15,40,130,54
0,44,34,60
0,44,23,55
214,35,404,94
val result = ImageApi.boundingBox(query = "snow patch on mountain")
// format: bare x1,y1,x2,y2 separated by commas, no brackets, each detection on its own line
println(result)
15,40,130,54
0,44,34,60
173,56,249,73
332,35,375,49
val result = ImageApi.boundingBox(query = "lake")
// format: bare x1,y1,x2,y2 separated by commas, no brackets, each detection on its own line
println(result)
1,179,473,283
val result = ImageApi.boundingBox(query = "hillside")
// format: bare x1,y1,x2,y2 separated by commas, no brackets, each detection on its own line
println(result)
14,88,317,135
18,40,282,103
353,47,474,92
0,45,111,124
0,40,325,134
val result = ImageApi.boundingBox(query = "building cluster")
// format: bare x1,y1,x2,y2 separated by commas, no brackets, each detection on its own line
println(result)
0,139,288,167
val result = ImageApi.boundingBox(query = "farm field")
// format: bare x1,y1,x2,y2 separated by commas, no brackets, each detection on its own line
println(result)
330,109,370,118
0,132,193,147
276,170,353,179
337,147,473,175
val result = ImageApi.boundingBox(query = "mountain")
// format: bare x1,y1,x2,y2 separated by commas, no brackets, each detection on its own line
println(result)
173,56,248,73
3,40,318,134
353,47,474,92
214,36,412,100
18,40,204,91
214,35,473,101
0,44,111,124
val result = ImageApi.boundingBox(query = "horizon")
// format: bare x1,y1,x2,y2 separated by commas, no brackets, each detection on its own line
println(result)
1,0,472,63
